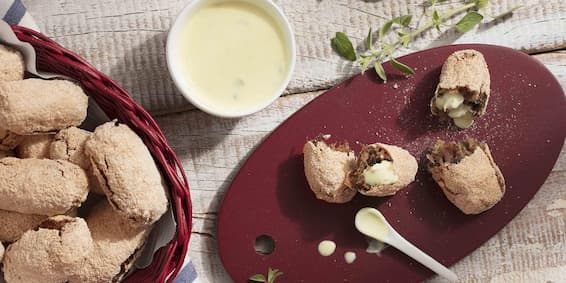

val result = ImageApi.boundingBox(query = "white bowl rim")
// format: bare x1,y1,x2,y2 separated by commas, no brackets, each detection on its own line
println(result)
166,0,297,118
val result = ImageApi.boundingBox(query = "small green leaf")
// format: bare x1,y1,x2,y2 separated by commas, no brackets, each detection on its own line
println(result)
392,15,412,27
454,12,484,33
267,268,284,283
390,57,415,75
249,274,266,282
432,10,440,22
474,0,488,9
399,34,411,47
360,56,372,74
382,43,394,56
374,62,387,82
379,20,393,41
397,31,410,45
331,32,357,61
365,27,373,50
432,10,441,31
491,5,523,19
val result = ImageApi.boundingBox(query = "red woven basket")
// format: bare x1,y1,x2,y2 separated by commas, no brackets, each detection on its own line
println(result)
10,25,193,283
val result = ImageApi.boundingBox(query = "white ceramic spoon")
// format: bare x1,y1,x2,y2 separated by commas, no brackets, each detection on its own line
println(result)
355,207,458,282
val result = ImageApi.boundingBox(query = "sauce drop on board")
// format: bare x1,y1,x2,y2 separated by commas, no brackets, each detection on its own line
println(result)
175,1,289,114
318,240,336,257
344,251,356,264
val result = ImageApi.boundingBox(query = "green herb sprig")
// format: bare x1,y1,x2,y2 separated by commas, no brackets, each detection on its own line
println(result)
249,268,284,283
331,0,523,82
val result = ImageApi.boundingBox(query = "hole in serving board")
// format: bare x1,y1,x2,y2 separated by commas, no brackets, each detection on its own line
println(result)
254,234,275,255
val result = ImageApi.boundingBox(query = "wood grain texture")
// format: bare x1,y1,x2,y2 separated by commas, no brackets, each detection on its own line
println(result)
20,0,566,282
23,0,566,115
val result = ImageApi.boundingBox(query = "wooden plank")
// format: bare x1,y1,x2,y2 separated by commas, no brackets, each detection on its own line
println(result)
22,0,566,115
533,51,566,93
489,266,566,283
154,51,566,282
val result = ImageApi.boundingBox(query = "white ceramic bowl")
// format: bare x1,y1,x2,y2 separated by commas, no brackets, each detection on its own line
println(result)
166,0,296,118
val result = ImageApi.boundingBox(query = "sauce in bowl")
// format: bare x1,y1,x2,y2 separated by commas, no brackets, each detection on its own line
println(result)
167,0,295,117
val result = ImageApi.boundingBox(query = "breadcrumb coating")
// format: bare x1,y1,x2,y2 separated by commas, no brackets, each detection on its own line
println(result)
3,216,94,283
0,209,47,242
69,201,151,283
0,241,4,263
303,138,357,203
85,121,168,226
50,127,103,195
0,45,24,82
0,79,88,135
0,158,89,216
0,129,21,151
427,139,505,214
15,134,54,159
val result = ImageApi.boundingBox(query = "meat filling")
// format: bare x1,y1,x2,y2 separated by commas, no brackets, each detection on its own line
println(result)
351,145,395,191
427,138,480,167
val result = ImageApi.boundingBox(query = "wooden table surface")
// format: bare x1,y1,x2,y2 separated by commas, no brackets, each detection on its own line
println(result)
23,0,566,282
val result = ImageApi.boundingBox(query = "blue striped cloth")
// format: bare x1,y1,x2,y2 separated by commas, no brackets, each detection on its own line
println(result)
0,0,38,31
0,1,200,282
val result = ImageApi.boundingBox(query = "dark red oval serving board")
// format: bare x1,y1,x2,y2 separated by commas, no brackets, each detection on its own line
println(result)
217,44,566,283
